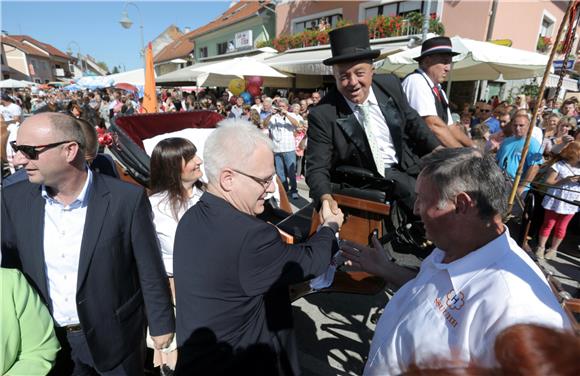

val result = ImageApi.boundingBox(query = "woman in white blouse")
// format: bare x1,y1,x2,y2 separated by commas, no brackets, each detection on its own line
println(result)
148,137,203,374
149,137,204,276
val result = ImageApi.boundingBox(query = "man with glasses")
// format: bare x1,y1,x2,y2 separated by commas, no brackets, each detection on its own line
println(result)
173,120,344,375
1,112,175,375
472,102,500,133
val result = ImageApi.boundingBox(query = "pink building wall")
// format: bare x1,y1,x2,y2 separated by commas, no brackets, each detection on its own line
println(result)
275,0,364,36
441,0,492,40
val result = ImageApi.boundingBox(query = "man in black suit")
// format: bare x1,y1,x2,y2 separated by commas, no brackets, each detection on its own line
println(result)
173,120,344,375
1,112,174,375
306,24,440,214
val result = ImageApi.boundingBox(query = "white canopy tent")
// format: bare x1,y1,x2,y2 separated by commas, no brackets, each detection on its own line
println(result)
0,79,33,88
192,57,290,87
265,40,408,76
378,35,550,81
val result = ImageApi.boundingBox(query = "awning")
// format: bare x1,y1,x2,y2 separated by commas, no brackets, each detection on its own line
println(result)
264,40,408,75
536,74,578,92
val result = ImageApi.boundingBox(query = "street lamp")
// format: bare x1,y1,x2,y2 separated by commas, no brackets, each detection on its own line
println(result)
67,41,84,77
119,1,145,65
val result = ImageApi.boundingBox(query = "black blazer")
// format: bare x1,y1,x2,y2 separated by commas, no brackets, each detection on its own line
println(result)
1,173,174,372
173,192,338,375
306,74,440,202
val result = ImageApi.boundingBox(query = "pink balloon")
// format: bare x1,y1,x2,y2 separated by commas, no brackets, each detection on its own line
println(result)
247,84,261,97
245,76,264,87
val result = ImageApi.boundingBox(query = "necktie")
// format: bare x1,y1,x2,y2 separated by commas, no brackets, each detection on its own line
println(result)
357,103,385,177
433,85,441,101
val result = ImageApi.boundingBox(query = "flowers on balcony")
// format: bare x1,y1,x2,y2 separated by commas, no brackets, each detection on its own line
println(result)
262,12,445,53
537,36,553,53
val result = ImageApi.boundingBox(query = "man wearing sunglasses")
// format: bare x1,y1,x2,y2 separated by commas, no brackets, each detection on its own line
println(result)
173,120,344,375
1,112,175,375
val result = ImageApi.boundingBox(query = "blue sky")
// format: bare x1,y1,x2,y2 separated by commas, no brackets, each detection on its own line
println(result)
2,0,232,71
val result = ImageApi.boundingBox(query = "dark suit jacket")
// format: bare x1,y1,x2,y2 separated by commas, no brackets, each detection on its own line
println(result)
1,173,174,372
173,192,338,375
306,74,440,202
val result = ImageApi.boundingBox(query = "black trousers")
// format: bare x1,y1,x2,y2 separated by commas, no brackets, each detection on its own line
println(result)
384,167,417,215
50,327,145,376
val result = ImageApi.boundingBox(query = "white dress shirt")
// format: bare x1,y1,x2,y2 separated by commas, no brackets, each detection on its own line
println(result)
42,169,92,326
269,112,300,153
364,227,569,375
149,186,203,275
344,87,398,168
402,69,453,125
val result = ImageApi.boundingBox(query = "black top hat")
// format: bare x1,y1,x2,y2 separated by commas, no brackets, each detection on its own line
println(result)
323,24,380,66
414,36,460,61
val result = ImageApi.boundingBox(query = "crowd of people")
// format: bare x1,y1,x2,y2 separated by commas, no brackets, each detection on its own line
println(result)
1,24,579,376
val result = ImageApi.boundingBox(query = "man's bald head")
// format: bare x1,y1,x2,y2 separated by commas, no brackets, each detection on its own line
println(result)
22,113,86,156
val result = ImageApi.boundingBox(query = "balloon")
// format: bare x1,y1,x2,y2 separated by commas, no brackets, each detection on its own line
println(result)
228,78,246,96
240,91,252,104
246,76,264,87
246,84,261,97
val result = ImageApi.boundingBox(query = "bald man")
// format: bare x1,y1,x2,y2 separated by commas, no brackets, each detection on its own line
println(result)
2,112,174,375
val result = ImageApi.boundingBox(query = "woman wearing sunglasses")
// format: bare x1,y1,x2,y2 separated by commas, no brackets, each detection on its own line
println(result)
147,137,204,375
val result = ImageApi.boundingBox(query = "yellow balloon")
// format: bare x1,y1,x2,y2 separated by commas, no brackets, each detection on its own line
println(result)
228,78,246,96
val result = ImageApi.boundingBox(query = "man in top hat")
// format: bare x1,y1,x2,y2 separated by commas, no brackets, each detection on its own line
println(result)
402,36,473,148
306,24,440,216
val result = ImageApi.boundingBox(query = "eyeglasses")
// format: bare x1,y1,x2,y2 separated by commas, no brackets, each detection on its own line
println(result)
480,109,491,112
232,168,275,188
10,140,76,160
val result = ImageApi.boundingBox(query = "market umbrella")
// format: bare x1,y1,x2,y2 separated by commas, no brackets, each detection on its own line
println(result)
378,35,550,81
191,57,290,87
115,82,139,93
0,79,31,88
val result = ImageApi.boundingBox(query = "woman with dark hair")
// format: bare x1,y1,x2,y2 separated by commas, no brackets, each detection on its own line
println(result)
148,137,204,373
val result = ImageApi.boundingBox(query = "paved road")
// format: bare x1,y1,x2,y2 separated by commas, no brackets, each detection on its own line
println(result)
289,179,579,376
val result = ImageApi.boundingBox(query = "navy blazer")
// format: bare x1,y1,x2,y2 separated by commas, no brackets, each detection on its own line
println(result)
173,192,338,375
1,173,174,372
306,74,440,202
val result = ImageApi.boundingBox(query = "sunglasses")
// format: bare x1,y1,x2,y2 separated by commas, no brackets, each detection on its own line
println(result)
10,140,76,160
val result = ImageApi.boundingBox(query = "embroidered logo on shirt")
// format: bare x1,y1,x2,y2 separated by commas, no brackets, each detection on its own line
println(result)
433,290,465,328
445,290,465,310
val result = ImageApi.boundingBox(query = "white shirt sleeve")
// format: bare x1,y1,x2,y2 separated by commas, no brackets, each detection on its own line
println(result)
402,74,438,118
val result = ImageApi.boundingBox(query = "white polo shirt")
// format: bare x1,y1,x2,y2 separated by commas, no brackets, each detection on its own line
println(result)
402,69,453,125
364,227,569,375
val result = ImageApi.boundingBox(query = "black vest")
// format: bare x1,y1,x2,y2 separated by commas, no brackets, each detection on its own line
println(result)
406,70,449,124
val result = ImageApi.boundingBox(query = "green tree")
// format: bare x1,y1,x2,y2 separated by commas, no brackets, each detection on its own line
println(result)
96,61,109,72
111,66,120,74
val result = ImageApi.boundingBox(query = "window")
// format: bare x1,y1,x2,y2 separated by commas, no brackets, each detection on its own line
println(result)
199,47,208,59
364,1,431,19
293,14,342,33
217,41,228,55
540,16,554,37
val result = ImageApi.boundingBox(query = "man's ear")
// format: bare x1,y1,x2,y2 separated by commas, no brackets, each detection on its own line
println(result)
220,169,234,192
455,192,473,214
65,142,81,163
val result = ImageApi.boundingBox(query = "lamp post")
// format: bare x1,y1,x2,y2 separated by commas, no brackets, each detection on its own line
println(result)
119,1,145,67
67,41,84,77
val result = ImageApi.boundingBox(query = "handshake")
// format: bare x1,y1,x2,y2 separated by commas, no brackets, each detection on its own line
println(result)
320,199,344,231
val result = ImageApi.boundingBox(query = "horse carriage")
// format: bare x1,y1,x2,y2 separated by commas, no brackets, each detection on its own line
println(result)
106,111,580,332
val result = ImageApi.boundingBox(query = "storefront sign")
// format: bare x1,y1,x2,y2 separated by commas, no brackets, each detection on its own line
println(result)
235,30,253,49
